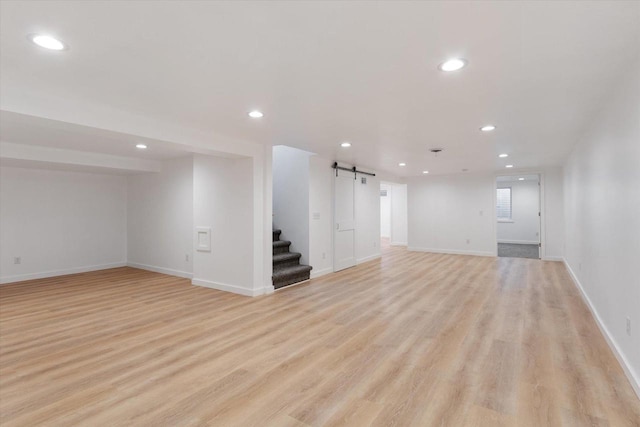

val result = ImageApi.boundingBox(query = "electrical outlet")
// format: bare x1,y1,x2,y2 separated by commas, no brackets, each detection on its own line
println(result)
627,317,631,336
322,252,326,260
466,239,470,244
14,257,21,265
185,254,189,262
479,210,484,216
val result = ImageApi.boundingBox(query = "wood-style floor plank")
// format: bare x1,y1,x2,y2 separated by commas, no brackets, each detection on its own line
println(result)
1,243,639,426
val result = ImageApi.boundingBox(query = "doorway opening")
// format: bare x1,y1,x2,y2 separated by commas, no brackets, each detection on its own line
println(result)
496,174,541,259
379,182,407,251
380,183,391,249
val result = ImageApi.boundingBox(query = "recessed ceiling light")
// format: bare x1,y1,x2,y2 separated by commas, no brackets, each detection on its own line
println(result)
399,163,406,167
422,170,429,174
248,110,264,118
29,34,66,50
136,144,147,149
519,177,525,181
340,142,351,148
498,153,508,158
480,125,496,132
438,58,467,72
505,164,513,168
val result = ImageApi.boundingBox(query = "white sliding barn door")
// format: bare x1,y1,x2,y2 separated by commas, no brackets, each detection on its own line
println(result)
334,170,356,271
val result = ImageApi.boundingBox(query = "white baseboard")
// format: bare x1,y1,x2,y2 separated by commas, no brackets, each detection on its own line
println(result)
192,278,266,297
563,259,640,399
127,262,192,279
407,247,495,257
357,253,382,264
390,241,408,246
542,256,563,262
310,267,333,279
497,239,539,245
0,262,127,285
263,284,275,294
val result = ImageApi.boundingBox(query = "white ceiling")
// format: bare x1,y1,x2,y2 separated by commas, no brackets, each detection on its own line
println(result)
497,174,539,183
1,1,639,176
0,111,193,161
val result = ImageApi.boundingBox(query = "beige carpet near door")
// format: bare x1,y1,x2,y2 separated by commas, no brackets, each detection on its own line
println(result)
498,242,539,259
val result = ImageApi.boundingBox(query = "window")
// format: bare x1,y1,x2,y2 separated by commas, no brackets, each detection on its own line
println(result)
496,187,512,220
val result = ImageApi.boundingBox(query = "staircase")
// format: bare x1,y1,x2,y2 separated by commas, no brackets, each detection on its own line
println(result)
272,228,312,289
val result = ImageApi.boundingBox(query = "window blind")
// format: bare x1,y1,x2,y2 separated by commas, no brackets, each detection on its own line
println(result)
496,188,512,219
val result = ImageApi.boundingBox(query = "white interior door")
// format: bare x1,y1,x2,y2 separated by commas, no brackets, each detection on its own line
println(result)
334,170,356,271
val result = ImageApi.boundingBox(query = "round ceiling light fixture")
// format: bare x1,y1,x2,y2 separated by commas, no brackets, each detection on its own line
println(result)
340,142,351,148
29,34,67,50
498,153,508,158
438,58,467,72
248,110,264,118
505,164,514,168
519,177,525,181
422,170,429,174
481,125,496,132
136,144,148,149
398,162,406,167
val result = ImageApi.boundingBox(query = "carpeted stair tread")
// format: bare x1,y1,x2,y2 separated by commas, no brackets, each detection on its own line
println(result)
273,252,301,264
271,226,312,289
272,264,313,280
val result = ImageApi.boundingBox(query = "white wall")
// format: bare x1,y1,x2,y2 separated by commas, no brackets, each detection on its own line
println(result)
0,143,272,296
380,183,391,238
497,179,540,244
542,167,564,260
192,154,256,295
262,146,273,293
355,171,381,263
272,146,311,264
127,156,193,278
407,173,496,256
0,167,127,283
390,183,408,246
309,155,333,277
407,169,564,259
563,63,640,394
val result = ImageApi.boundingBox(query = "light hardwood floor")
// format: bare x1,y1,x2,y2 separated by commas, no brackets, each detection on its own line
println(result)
1,245,639,426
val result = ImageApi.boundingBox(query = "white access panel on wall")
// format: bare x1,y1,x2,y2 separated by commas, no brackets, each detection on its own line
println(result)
334,169,356,271
195,227,211,252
